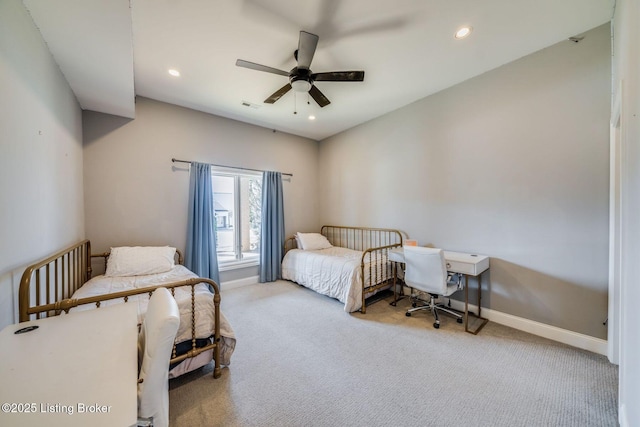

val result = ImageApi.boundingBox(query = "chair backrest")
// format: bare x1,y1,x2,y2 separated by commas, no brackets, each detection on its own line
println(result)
138,287,180,427
403,246,448,295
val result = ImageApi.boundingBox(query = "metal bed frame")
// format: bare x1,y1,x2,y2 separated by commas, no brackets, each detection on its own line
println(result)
18,240,222,378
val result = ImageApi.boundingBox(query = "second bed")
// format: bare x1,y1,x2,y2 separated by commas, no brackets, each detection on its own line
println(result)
282,225,403,313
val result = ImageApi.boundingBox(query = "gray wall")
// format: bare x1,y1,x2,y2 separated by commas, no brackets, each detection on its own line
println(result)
318,24,611,339
82,97,319,282
0,0,85,329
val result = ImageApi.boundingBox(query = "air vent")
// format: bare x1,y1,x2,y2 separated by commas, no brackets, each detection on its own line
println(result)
241,101,260,109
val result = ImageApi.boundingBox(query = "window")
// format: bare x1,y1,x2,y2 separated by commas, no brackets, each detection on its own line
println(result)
212,170,262,269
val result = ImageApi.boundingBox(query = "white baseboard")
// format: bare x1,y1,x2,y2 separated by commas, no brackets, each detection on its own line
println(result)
221,275,259,291
447,299,608,355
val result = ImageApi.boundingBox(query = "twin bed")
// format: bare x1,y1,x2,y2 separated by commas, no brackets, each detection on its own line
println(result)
282,225,403,313
18,241,235,379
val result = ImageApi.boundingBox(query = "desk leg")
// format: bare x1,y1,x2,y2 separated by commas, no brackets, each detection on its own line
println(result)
478,273,482,318
464,272,489,335
391,262,398,306
464,275,469,331
389,261,407,306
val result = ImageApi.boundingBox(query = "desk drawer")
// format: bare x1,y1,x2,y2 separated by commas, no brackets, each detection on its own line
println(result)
446,260,476,275
444,253,489,276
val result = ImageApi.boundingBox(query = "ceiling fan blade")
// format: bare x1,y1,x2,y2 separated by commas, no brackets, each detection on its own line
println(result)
309,85,330,108
264,83,292,104
311,71,365,82
236,59,289,77
296,31,319,69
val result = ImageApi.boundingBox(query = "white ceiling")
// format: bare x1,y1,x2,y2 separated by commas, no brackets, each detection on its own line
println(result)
23,0,613,141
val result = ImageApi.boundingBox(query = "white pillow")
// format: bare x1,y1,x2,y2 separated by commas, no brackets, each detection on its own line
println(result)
105,246,176,277
296,233,332,250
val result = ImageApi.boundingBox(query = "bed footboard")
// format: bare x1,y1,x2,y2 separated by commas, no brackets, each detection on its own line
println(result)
323,226,404,313
360,244,403,313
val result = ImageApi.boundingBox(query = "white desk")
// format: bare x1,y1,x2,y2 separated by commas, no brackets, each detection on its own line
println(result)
0,303,138,427
389,247,490,334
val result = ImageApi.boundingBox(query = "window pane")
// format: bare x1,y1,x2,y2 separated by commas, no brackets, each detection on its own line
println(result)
243,175,262,257
212,175,236,263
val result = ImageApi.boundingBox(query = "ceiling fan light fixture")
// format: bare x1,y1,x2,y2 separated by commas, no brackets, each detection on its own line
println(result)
291,79,311,93
454,26,472,39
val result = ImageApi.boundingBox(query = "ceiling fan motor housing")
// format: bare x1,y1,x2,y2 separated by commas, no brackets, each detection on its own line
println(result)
290,67,313,92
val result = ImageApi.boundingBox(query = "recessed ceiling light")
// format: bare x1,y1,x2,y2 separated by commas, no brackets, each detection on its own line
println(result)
168,69,180,77
308,115,316,120
455,26,472,39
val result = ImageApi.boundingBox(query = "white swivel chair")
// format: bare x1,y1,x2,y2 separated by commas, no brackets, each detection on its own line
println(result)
403,246,464,329
138,287,180,427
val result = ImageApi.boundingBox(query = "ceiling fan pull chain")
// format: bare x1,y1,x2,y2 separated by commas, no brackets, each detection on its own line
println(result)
293,92,297,115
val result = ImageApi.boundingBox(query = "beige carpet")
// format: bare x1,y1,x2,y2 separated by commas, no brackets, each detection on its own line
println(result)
169,281,618,427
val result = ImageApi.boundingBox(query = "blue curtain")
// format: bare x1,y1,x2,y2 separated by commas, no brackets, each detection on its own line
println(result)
185,162,220,285
259,171,285,282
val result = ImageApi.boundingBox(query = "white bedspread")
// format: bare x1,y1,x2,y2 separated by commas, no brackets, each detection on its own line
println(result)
71,265,236,367
281,247,390,312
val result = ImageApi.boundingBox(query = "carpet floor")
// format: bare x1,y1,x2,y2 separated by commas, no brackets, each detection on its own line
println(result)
169,280,618,427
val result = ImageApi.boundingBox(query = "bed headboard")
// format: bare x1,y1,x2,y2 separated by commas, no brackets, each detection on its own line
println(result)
19,240,92,322
284,225,404,253
320,225,403,251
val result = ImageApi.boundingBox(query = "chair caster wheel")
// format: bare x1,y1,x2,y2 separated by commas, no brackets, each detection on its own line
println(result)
405,312,411,317
457,318,463,324
412,302,417,308
433,323,440,329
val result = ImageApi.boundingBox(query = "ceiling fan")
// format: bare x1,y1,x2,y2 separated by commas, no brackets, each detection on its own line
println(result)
236,31,365,108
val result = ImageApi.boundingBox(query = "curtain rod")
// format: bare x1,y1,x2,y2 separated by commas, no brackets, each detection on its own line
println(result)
171,158,293,177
